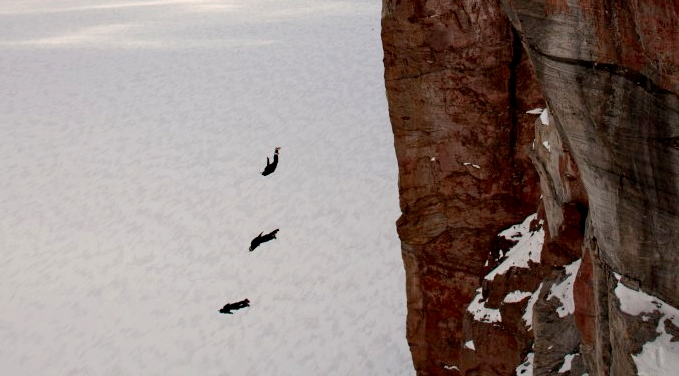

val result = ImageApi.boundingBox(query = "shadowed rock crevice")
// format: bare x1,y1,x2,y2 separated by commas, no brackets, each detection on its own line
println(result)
507,26,523,160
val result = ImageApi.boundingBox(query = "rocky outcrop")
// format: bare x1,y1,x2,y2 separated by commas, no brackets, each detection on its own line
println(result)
382,0,679,374
502,1,679,374
382,0,542,373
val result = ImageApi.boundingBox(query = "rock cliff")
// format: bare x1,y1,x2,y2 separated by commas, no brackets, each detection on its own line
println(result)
382,0,679,375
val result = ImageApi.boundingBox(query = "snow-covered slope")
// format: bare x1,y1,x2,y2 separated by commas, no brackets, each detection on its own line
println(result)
615,274,679,375
0,1,412,374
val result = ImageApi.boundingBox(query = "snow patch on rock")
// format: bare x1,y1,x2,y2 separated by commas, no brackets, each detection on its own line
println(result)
516,352,534,375
504,290,533,304
468,288,502,323
485,214,544,281
558,353,576,374
547,259,581,318
614,274,679,375
523,283,542,330
464,340,475,350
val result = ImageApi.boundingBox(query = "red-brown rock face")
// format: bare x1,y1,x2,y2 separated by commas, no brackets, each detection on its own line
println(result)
382,0,542,373
383,0,679,375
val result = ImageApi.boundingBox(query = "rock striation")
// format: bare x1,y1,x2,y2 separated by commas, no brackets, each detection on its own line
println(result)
382,0,679,374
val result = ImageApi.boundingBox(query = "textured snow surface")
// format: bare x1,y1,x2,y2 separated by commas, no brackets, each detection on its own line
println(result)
485,213,544,281
614,274,679,376
0,1,412,375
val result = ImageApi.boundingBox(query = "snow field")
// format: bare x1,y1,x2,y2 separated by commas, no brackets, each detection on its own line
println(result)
0,1,412,375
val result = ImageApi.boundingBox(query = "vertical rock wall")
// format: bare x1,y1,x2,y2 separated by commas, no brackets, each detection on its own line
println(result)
381,0,542,373
383,0,679,374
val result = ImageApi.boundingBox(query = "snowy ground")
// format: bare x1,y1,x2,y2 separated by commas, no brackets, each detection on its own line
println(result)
0,1,413,374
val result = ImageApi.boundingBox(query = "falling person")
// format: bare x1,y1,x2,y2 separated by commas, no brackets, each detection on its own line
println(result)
261,147,281,176
219,299,250,314
249,229,279,251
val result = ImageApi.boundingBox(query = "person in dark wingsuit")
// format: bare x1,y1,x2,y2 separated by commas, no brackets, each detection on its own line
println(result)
249,229,279,251
219,299,250,314
261,147,280,176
